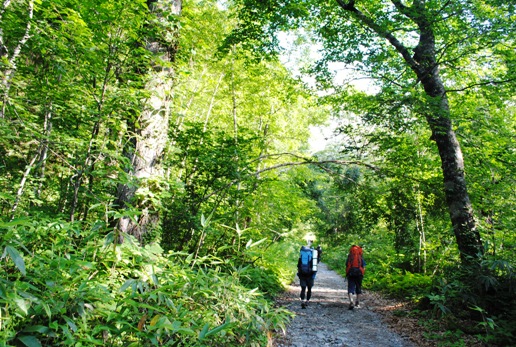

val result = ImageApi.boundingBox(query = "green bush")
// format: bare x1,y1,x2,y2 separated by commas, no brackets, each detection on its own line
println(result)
372,272,432,300
237,266,284,298
0,218,292,346
423,259,516,346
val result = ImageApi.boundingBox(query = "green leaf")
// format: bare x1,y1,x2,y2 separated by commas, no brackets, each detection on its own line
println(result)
185,253,194,264
198,323,210,340
17,335,42,347
0,217,33,228
5,245,26,276
151,274,159,285
15,298,29,315
22,325,50,334
246,237,267,249
41,302,52,319
119,279,136,292
103,234,113,248
200,213,211,228
199,319,231,340
63,316,78,332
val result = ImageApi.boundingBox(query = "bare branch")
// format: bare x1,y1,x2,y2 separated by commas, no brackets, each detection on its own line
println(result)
201,155,380,203
251,152,314,163
265,159,381,174
446,78,516,93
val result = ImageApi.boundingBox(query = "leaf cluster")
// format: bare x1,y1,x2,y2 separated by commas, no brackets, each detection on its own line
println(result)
0,217,292,346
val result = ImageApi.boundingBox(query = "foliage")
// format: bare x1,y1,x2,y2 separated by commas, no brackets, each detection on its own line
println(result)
236,240,299,298
0,0,151,221
161,123,261,252
0,218,292,346
228,0,515,261
422,257,516,345
373,272,433,301
1,0,515,345
1,0,327,344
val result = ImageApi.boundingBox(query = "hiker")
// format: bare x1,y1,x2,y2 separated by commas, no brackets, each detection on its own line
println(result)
316,245,322,263
346,244,366,310
297,245,316,308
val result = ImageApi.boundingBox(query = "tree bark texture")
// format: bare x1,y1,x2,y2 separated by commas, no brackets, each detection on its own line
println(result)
115,0,181,242
337,0,483,263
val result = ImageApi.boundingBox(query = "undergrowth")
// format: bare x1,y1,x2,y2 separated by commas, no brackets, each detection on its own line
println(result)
0,218,293,346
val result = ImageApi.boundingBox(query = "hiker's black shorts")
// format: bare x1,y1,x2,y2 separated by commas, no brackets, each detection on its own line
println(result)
299,275,314,288
347,274,363,295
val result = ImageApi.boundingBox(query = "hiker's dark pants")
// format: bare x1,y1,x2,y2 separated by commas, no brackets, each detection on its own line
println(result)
347,274,363,295
299,276,314,301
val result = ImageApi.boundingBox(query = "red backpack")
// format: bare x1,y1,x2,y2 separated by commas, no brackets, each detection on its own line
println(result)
346,245,364,276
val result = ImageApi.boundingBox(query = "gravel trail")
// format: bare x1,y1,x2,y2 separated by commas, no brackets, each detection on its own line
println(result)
272,262,416,347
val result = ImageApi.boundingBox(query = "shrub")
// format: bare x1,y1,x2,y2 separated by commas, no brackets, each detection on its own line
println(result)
0,218,292,346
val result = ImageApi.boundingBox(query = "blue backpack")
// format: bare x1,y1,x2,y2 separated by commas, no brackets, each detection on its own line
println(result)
299,246,313,275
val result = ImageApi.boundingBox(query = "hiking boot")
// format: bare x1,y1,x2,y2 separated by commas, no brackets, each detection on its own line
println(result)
301,302,306,309
348,302,354,310
355,301,360,308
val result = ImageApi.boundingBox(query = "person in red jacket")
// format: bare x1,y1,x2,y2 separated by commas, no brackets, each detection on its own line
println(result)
346,245,366,310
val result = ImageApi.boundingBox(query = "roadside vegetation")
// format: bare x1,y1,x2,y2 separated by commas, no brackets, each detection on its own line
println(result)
1,0,514,346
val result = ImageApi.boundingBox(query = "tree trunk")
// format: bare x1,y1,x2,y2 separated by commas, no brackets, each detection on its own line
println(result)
115,0,182,243
411,10,483,264
35,106,52,198
419,73,482,264
115,70,173,241
338,0,483,264
0,0,34,118
10,153,38,219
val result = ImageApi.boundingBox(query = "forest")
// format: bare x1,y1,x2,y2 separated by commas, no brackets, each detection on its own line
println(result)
0,0,514,346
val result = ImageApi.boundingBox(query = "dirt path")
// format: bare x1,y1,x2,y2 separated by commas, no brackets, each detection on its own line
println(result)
272,263,417,347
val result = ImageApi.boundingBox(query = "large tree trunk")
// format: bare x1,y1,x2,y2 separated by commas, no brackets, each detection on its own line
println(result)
420,72,483,264
409,4,483,264
115,0,182,243
338,0,483,264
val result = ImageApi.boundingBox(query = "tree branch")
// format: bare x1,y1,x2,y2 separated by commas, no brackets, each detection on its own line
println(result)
334,0,420,74
201,155,381,203
253,160,385,187
390,0,411,18
446,78,516,93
